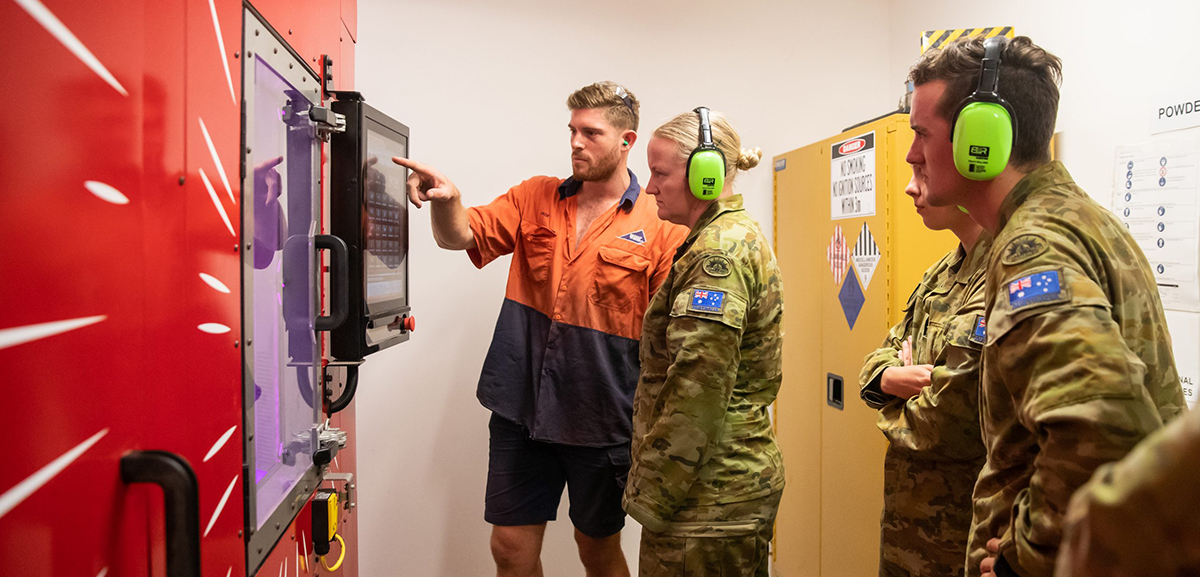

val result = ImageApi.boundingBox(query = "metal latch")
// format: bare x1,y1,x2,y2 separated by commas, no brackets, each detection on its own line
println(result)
310,105,346,141
313,424,348,466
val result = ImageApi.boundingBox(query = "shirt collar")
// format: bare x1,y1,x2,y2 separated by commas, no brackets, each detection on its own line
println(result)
995,161,1076,233
674,195,746,261
557,169,641,213
953,232,992,285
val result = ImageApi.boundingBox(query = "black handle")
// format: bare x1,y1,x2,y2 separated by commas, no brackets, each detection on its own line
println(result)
315,234,350,332
326,364,359,415
120,451,201,577
826,373,844,410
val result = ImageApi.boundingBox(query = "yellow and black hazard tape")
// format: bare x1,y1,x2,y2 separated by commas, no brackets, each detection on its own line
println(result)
921,26,1014,54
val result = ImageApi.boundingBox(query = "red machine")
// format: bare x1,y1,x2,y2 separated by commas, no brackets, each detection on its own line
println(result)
0,1,405,576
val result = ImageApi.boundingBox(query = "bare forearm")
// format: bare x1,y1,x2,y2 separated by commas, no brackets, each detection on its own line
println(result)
429,197,476,250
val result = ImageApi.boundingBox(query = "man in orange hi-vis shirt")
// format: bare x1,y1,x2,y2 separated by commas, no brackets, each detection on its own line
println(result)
394,81,687,577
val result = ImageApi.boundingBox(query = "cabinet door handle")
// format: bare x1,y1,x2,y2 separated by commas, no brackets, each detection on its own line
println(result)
120,451,201,577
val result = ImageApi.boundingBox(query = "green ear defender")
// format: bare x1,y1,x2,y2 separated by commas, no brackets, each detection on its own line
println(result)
686,107,725,200
951,36,1017,181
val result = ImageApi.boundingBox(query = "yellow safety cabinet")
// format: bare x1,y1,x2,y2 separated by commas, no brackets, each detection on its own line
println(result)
771,112,956,577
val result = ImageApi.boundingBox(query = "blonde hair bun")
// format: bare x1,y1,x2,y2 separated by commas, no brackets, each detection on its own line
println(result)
737,147,762,171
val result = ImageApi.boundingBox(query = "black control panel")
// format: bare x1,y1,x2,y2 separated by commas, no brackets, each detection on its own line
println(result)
329,92,413,361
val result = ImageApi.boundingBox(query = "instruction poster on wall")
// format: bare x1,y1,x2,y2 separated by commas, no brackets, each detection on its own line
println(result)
1112,131,1200,312
1166,310,1200,408
831,131,875,220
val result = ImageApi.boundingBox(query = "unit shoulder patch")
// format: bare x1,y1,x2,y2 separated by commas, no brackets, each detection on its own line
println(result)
1007,269,1068,311
970,314,987,344
1001,234,1049,266
702,255,732,278
688,288,727,313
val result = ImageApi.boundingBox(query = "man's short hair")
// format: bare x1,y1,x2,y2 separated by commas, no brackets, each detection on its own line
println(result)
908,35,1062,170
567,81,639,132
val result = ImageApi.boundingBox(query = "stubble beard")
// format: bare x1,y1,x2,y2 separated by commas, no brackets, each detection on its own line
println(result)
572,145,621,182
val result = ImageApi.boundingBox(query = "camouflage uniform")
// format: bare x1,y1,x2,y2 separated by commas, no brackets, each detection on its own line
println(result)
1056,407,1200,576
967,161,1186,577
859,234,991,577
623,195,784,577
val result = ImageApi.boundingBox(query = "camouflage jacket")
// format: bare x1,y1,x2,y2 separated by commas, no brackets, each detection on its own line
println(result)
623,195,785,533
1056,406,1200,576
967,161,1186,577
859,235,990,576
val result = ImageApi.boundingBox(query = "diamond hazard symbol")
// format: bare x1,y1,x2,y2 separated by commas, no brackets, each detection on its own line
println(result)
827,225,848,284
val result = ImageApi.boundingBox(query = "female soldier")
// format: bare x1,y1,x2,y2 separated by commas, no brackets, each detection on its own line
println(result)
623,108,783,577
858,168,989,577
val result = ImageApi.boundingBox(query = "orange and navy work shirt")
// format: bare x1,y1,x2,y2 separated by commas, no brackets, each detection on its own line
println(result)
467,171,688,447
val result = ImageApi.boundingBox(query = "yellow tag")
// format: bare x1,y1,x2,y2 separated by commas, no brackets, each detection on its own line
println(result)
326,492,339,536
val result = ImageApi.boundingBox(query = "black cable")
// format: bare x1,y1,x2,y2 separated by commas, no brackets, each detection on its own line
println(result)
326,365,359,414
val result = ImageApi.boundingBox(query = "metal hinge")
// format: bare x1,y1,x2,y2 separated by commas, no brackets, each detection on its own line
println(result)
324,472,356,511
310,105,346,141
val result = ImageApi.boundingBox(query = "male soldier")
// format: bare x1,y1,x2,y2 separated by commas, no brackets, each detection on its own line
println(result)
905,36,1185,577
859,168,988,577
395,82,687,577
1056,408,1200,576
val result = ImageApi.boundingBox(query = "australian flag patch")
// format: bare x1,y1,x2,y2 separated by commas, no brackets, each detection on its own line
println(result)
971,314,987,344
618,230,647,245
1008,270,1063,310
688,289,726,313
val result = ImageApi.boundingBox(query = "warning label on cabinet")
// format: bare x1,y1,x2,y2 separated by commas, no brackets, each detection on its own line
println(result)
831,131,876,220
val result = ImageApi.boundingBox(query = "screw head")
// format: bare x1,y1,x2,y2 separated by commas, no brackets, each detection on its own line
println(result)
178,175,186,185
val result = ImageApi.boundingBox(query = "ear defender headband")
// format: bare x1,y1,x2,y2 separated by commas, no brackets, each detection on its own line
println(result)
686,107,726,200
951,36,1018,180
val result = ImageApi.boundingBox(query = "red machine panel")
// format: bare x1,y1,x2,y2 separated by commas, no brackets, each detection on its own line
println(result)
0,0,358,575
2,0,156,574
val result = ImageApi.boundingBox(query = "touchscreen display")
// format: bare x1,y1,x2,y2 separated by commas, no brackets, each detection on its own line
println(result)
364,122,408,306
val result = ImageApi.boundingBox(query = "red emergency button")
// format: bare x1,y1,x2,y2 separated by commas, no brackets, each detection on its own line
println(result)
403,315,416,332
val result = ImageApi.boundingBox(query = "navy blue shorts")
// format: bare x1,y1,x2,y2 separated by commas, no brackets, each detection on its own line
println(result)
485,414,630,538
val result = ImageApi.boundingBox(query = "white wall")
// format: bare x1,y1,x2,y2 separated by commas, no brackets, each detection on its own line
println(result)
353,1,894,574
886,0,1200,207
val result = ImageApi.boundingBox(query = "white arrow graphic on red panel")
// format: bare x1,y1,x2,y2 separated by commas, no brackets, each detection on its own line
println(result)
198,168,235,236
203,425,237,462
204,475,239,537
0,316,106,351
198,118,235,205
0,429,109,519
199,273,232,294
13,0,127,96
205,0,236,105
85,181,130,205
